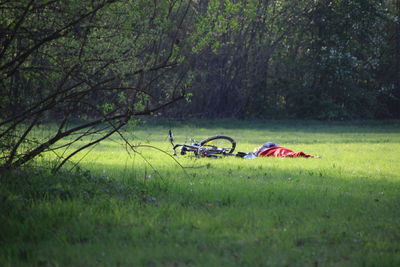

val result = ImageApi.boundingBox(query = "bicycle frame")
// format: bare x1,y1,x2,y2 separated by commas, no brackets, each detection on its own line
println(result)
168,130,235,158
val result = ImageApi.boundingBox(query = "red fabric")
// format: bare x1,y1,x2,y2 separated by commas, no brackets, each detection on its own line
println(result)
257,146,312,158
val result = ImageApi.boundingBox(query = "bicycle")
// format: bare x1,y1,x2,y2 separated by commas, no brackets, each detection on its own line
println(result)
168,130,246,158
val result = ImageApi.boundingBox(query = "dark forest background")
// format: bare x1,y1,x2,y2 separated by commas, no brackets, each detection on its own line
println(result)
1,0,399,121
172,0,400,120
0,0,399,169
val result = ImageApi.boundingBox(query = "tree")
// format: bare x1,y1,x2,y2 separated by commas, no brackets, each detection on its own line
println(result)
0,0,195,171
277,0,393,119
168,0,398,120
170,0,312,118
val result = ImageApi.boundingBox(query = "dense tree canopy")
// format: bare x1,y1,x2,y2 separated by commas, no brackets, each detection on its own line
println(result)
0,0,399,170
174,0,399,119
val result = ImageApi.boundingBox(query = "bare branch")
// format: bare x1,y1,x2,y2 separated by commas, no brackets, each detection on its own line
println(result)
0,0,117,75
0,0,35,59
53,120,126,172
4,113,40,168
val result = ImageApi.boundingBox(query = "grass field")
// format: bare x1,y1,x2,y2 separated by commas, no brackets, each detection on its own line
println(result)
1,120,400,266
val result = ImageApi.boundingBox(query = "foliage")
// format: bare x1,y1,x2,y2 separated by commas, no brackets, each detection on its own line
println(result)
173,0,399,120
0,0,197,170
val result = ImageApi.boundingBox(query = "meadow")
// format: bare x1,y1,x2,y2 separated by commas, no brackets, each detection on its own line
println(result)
1,120,400,266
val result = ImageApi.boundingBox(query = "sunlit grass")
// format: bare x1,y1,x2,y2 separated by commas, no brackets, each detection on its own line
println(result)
1,120,399,266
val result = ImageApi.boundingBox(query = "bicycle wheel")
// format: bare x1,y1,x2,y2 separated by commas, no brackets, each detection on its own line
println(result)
200,136,236,153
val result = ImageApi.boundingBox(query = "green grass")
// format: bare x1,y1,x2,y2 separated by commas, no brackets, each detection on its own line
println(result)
1,120,400,266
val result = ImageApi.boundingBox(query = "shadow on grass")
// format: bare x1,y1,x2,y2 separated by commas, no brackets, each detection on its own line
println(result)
140,119,400,133
1,162,399,266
